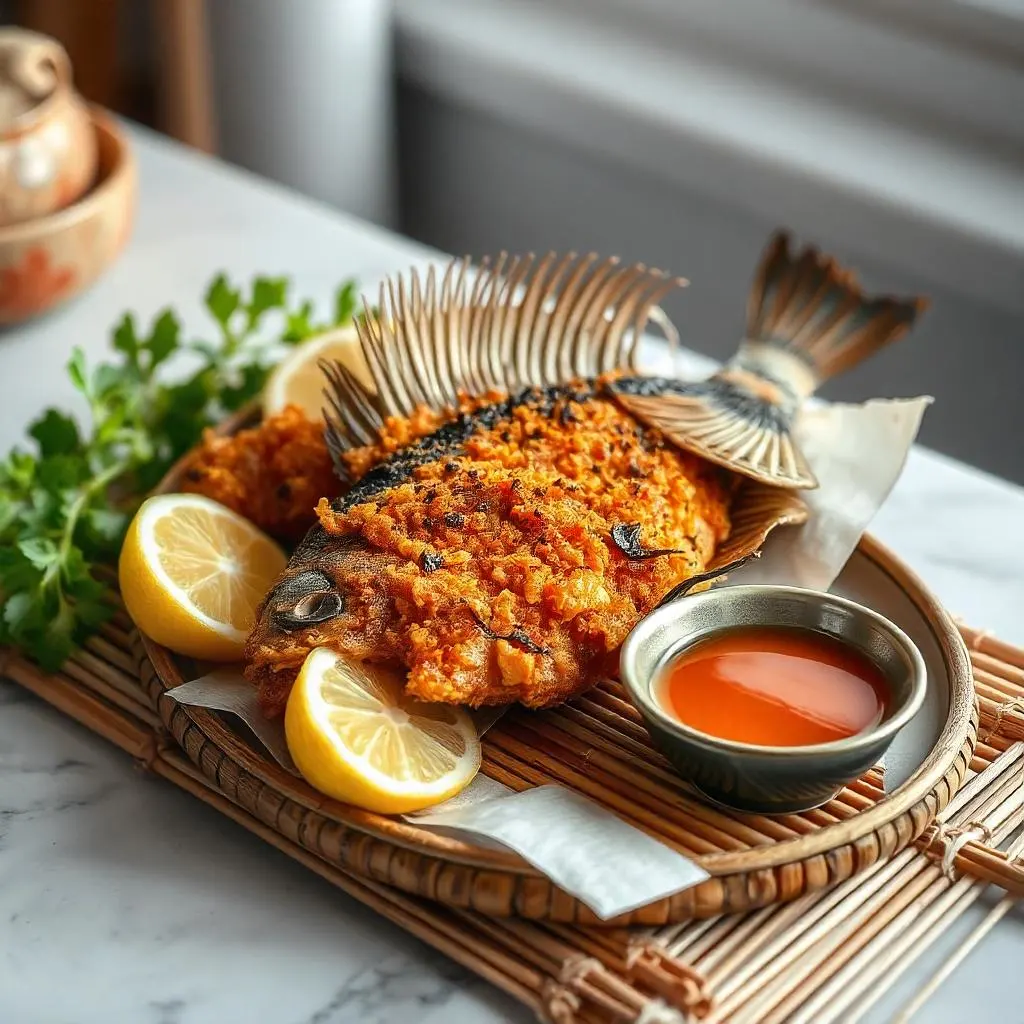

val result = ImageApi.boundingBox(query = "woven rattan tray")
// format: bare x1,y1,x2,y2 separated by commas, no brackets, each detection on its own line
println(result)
4,603,1021,1022
121,401,979,926
118,416,974,925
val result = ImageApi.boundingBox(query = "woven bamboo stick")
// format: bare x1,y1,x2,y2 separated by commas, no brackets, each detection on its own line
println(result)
694,751,1023,1013
153,754,550,1018
970,648,1024,683
486,727,718,857
889,887,1020,1022
98,618,135,651
5,654,156,761
659,745,1011,974
81,632,137,677
58,653,163,730
749,796,1024,1024
704,757,1024,1019
958,622,1024,668
502,717,752,851
826,823,1024,1024
784,777,1024,1023
501,709,885,862
705,847,925,1013
527,708,797,845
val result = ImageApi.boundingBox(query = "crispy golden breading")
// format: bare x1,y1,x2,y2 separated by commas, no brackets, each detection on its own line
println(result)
245,391,732,716
181,406,338,544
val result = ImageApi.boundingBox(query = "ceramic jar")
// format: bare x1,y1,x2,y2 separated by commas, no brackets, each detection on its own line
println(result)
0,28,97,227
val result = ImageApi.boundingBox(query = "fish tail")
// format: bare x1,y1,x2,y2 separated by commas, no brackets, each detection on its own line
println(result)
735,231,927,392
608,233,927,489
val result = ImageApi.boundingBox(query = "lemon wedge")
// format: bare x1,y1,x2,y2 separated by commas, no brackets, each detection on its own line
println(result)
285,648,482,813
263,323,375,419
119,493,287,660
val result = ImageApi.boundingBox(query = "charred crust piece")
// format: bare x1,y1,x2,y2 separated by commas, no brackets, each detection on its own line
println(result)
470,609,551,655
420,551,444,573
656,551,759,607
611,522,689,560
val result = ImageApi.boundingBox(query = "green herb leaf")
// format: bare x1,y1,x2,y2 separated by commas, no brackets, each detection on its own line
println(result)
3,451,36,489
84,507,129,545
0,554,41,596
205,274,241,328
3,591,39,633
29,409,81,457
91,364,125,402
39,602,76,671
70,575,113,628
248,276,289,328
112,313,141,368
145,309,181,370
18,536,60,571
334,280,358,325
37,453,88,491
0,268,361,671
282,300,315,345
67,348,89,396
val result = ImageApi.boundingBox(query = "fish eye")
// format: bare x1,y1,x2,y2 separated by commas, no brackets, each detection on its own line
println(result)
271,570,345,631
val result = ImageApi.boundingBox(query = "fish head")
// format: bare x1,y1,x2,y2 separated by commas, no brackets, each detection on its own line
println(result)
244,528,399,710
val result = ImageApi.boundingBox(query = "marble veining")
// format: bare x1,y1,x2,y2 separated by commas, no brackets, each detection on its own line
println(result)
1,126,1022,1024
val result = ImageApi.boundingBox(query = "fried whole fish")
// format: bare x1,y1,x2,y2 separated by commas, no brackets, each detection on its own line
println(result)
244,237,924,717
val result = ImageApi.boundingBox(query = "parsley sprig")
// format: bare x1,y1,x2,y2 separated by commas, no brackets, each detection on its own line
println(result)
0,273,358,670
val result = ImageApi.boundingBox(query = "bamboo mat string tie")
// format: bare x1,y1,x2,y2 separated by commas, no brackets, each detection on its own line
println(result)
540,980,581,1024
626,940,712,1016
134,728,178,775
626,934,659,967
561,954,604,987
636,997,687,1024
981,696,1024,743
926,821,994,878
132,734,161,774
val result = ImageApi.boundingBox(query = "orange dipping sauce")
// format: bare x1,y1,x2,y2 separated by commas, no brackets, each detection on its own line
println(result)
657,627,889,747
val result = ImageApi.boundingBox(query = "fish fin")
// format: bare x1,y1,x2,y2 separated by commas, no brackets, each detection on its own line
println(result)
611,232,927,489
608,378,818,488
321,253,686,466
745,232,926,384
708,481,809,569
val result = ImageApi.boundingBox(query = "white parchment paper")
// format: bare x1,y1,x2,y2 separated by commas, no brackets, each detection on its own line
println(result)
411,785,710,919
737,399,932,592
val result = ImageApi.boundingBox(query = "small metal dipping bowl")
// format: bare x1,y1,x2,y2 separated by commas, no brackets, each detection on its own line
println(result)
620,586,928,815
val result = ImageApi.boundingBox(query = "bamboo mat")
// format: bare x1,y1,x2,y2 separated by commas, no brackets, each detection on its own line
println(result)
3,603,1022,1023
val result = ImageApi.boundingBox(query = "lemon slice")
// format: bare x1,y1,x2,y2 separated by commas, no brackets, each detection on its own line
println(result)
285,648,482,813
119,493,287,661
263,323,375,418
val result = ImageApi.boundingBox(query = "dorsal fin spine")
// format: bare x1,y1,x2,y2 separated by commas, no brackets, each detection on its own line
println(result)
322,252,687,474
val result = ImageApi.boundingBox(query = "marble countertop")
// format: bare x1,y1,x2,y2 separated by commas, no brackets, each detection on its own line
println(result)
2,126,1022,1024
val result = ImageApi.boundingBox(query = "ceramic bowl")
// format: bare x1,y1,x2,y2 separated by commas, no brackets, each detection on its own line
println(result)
0,108,134,325
0,28,98,226
619,585,928,814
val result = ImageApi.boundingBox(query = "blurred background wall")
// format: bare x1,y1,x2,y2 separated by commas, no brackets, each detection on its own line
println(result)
5,0,1023,484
